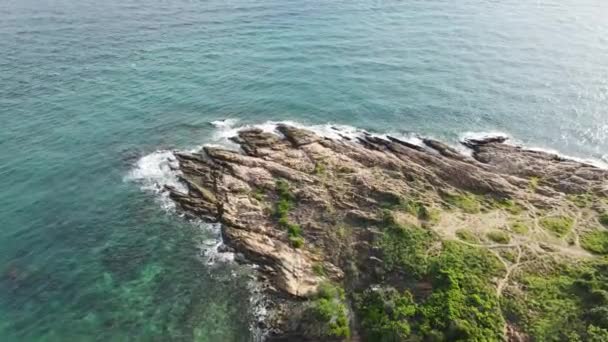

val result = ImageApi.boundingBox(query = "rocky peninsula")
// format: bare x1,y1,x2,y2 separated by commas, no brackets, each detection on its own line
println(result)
166,124,608,341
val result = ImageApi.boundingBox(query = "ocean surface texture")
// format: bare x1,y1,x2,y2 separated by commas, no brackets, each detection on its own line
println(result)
1,0,607,340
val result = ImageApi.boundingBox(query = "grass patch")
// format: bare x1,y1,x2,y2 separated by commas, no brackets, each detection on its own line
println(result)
529,176,540,192
312,263,326,277
540,215,574,237
490,198,524,214
510,221,529,235
308,283,350,339
274,179,304,248
455,229,479,243
568,193,594,208
502,258,608,341
313,161,326,175
500,249,518,263
486,230,511,244
580,231,608,255
251,188,265,201
443,192,481,214
400,199,440,224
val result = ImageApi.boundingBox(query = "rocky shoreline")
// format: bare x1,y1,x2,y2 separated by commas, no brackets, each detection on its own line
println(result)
166,124,608,341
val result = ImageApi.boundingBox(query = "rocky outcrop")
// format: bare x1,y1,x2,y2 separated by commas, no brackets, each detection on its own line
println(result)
165,124,608,340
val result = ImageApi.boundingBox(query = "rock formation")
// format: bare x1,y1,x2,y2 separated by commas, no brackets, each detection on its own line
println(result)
166,124,608,341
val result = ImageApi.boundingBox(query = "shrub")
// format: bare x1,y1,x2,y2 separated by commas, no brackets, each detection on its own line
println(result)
580,231,608,255
356,287,416,341
540,216,574,237
290,236,304,248
502,258,608,340
379,218,436,277
456,229,479,243
599,214,608,228
310,283,350,338
312,263,326,277
487,230,511,244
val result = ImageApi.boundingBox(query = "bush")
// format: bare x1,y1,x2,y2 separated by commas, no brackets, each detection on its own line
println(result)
599,214,608,228
487,230,511,244
581,231,608,255
310,283,350,338
356,287,416,341
378,217,436,277
362,239,505,341
502,258,608,340
540,215,574,237
290,236,304,248
456,229,479,243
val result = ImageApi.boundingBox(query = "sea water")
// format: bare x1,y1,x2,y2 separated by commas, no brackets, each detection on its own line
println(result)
1,0,607,340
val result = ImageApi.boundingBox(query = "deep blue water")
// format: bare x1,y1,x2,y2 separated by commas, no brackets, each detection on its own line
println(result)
1,0,607,340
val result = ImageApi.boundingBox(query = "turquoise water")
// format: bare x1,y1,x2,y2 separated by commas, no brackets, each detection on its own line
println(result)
1,0,607,340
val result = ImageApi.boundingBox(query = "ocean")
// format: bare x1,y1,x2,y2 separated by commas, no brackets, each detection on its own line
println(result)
1,0,607,340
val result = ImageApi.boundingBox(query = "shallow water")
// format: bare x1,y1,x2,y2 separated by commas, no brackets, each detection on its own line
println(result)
1,0,607,340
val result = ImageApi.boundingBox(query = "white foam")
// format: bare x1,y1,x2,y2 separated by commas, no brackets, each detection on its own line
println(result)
524,146,608,169
459,130,511,143
125,150,185,210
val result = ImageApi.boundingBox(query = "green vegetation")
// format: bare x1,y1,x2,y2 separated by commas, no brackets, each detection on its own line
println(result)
308,282,350,338
251,188,265,201
486,230,511,244
356,287,416,341
399,198,441,225
455,229,479,243
378,212,436,277
600,214,608,227
540,215,574,237
529,176,540,192
443,192,481,214
490,198,524,214
274,179,304,248
312,263,326,277
510,221,529,234
500,249,518,263
502,257,608,341
568,193,594,208
580,231,608,255
359,239,505,341
313,161,326,175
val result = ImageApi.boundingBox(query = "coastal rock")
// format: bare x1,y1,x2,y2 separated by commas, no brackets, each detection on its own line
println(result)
166,124,608,340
